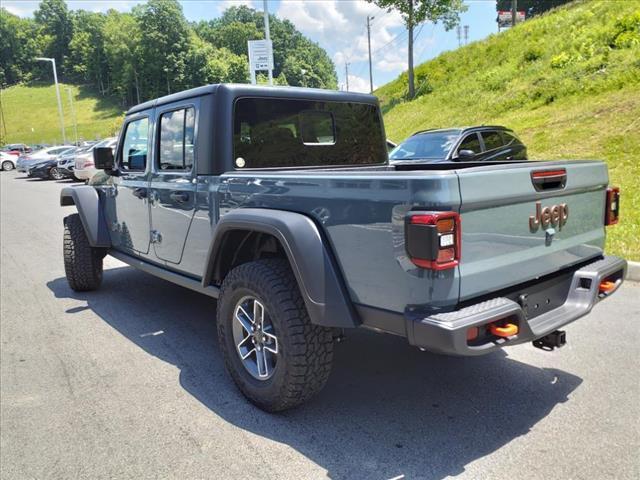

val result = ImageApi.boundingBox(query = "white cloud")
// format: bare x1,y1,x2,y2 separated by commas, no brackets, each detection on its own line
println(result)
344,74,375,93
276,0,409,84
214,0,260,13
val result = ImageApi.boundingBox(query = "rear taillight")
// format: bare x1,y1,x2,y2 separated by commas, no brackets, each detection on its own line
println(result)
605,186,620,226
405,212,461,270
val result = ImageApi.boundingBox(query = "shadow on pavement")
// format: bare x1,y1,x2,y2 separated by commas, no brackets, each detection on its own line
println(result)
47,266,583,480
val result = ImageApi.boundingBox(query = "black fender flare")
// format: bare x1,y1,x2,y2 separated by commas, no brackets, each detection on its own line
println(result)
202,208,359,329
60,186,111,248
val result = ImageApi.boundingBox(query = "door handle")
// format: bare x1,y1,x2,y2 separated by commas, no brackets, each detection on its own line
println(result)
132,187,147,199
170,191,189,203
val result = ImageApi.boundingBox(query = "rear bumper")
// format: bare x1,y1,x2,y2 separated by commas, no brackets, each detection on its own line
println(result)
405,255,627,356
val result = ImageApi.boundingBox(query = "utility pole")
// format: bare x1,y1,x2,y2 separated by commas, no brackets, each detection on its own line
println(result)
512,0,518,27
407,0,415,99
66,88,78,145
456,25,461,47
345,62,350,91
463,25,469,45
263,0,273,85
366,15,374,93
35,57,66,144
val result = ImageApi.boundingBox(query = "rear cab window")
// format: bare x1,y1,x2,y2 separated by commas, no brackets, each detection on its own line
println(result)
233,98,386,168
158,107,196,171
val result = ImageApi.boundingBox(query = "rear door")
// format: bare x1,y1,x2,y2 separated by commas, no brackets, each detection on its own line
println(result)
149,102,197,264
479,130,511,161
457,161,607,301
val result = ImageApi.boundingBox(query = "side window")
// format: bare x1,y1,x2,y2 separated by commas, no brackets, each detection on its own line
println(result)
158,107,196,171
481,131,503,151
502,131,523,147
121,117,149,171
457,133,481,155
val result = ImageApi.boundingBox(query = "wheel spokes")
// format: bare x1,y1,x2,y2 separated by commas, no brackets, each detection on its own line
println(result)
232,297,278,380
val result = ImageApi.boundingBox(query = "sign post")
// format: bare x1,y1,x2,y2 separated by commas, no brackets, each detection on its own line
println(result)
248,39,274,85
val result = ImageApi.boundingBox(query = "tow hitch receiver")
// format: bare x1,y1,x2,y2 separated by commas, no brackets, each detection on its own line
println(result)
533,330,566,351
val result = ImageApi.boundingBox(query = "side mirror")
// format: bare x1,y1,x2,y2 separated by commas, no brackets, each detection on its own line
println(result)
94,147,115,171
457,149,475,159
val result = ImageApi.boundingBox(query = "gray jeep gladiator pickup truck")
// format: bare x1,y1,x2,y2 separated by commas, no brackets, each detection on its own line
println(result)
60,84,626,411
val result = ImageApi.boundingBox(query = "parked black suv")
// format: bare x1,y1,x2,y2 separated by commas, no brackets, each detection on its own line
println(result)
389,126,527,163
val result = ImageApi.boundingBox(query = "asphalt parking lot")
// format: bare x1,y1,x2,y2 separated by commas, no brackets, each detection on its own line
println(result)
1,170,639,480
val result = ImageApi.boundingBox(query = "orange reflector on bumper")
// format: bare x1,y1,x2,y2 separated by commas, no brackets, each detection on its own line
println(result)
599,280,616,294
489,323,518,338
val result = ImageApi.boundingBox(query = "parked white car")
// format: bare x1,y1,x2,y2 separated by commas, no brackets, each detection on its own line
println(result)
74,138,117,181
1,152,17,171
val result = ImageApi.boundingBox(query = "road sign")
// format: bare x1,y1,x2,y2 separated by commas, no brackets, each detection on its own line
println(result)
248,39,274,84
497,10,526,28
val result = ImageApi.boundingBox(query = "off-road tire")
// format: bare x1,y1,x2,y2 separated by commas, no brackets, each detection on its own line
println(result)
1,161,14,171
217,259,334,412
63,213,103,291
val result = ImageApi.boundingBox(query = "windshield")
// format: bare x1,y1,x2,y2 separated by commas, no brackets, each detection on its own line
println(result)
389,131,460,160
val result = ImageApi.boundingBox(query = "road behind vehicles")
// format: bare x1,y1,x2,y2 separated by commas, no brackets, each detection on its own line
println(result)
17,146,75,173
74,138,117,181
61,84,625,412
1,152,17,171
389,126,527,164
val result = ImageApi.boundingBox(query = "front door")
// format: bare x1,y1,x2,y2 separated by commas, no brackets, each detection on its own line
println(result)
110,115,152,254
149,104,197,264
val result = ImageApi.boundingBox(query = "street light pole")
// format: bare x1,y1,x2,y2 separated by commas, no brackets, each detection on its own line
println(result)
66,88,78,145
36,57,66,144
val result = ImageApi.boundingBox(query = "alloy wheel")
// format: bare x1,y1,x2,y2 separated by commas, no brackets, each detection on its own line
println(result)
231,295,279,380
50,167,63,180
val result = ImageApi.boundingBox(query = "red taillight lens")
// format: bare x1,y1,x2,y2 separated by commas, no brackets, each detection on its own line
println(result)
605,186,620,226
406,211,461,270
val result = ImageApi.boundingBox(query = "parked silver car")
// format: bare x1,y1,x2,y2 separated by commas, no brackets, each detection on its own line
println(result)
17,146,75,173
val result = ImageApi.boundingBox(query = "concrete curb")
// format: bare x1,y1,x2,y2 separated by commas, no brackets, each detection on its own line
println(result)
627,261,640,283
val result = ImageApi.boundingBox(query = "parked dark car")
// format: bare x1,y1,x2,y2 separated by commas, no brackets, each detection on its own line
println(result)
389,126,527,163
28,159,63,180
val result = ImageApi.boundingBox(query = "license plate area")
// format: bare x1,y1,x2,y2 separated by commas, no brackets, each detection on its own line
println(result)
506,270,574,319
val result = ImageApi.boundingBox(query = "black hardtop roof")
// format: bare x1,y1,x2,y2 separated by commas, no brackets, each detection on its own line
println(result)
126,84,378,116
411,125,513,137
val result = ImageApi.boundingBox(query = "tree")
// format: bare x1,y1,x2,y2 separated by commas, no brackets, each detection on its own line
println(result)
103,10,142,104
200,6,337,89
133,0,190,99
34,0,73,74
0,9,41,86
367,0,465,99
66,10,108,93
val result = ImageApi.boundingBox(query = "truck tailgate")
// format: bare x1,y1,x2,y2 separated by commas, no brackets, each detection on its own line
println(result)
457,161,608,301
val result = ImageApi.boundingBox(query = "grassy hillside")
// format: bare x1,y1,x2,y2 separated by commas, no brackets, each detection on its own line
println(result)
0,83,124,145
377,0,640,260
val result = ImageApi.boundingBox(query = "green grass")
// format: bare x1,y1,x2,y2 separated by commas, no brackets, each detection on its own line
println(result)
377,0,640,260
0,83,124,145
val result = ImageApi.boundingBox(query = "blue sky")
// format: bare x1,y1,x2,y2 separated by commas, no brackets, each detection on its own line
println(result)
3,0,499,92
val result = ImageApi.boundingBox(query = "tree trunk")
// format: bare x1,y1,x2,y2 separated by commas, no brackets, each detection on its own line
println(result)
408,0,415,99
